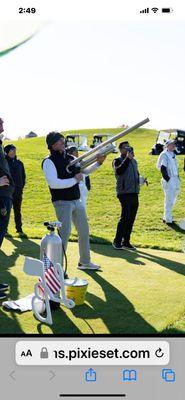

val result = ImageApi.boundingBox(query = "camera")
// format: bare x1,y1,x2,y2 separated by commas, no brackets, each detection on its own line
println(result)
124,146,134,153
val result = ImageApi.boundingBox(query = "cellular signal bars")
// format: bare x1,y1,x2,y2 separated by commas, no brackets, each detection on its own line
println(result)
140,8,149,13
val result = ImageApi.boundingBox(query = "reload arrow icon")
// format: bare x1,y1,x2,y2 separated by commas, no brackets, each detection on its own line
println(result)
155,348,164,358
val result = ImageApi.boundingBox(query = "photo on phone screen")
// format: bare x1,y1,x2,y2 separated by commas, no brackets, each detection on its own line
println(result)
0,1,184,399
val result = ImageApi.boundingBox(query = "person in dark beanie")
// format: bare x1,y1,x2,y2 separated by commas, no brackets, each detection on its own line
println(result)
4,144,26,236
67,145,105,209
42,131,101,270
112,142,141,251
0,118,14,299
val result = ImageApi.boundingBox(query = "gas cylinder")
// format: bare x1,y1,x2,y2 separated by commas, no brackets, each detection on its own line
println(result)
40,221,63,266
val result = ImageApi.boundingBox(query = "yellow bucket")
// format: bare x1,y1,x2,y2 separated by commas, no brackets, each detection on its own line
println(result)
65,278,88,306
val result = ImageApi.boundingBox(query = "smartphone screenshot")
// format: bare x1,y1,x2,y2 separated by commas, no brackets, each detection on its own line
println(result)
0,1,185,399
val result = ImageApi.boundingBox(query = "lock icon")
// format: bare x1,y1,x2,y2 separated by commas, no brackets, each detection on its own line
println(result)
40,347,49,359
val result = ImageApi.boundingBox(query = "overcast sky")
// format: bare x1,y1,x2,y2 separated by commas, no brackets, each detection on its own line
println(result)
1,20,185,138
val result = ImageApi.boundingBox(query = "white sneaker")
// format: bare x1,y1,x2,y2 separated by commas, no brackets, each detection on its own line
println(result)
77,262,101,271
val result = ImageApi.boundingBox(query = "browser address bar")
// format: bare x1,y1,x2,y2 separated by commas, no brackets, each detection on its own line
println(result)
16,341,170,366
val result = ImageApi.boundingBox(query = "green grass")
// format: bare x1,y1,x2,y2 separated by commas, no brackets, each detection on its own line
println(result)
1,239,185,334
4,127,185,251
1,128,185,335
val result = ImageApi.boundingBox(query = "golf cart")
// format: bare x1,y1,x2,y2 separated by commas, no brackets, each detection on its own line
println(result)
65,134,89,152
150,129,185,155
90,134,118,153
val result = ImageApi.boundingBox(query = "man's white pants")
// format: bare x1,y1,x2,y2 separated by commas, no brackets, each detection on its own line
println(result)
161,177,180,223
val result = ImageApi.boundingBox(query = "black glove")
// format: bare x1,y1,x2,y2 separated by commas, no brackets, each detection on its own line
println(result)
67,164,81,174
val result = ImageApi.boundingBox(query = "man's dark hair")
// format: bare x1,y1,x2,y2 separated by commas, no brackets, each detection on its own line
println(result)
119,141,130,150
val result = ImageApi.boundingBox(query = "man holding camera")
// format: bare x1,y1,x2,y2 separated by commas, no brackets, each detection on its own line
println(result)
42,131,101,270
112,141,140,251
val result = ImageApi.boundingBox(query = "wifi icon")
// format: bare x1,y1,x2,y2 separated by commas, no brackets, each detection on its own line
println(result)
151,7,159,13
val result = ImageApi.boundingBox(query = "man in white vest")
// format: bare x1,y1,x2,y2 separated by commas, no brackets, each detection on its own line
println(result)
157,140,180,226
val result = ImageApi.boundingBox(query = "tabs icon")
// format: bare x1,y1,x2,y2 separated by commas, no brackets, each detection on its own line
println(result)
162,369,176,383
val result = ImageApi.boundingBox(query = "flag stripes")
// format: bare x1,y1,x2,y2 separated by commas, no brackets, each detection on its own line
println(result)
38,253,61,294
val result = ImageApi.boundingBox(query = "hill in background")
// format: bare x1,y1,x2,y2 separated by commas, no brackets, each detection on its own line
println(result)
5,127,185,252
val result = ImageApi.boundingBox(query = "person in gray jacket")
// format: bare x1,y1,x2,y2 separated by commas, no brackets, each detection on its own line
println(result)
112,141,140,250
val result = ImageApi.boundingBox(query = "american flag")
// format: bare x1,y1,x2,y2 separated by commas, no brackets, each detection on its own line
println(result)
38,253,61,295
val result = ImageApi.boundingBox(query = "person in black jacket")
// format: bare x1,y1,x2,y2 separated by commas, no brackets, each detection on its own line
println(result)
0,147,14,248
4,144,26,236
0,118,15,299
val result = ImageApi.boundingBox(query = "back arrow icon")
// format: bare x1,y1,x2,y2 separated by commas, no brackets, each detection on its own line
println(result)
9,370,15,380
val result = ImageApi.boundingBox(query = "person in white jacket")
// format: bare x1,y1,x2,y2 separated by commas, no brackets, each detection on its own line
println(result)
157,140,180,225
67,146,106,209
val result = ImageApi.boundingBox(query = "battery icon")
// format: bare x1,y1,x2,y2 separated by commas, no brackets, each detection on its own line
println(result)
162,8,173,13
